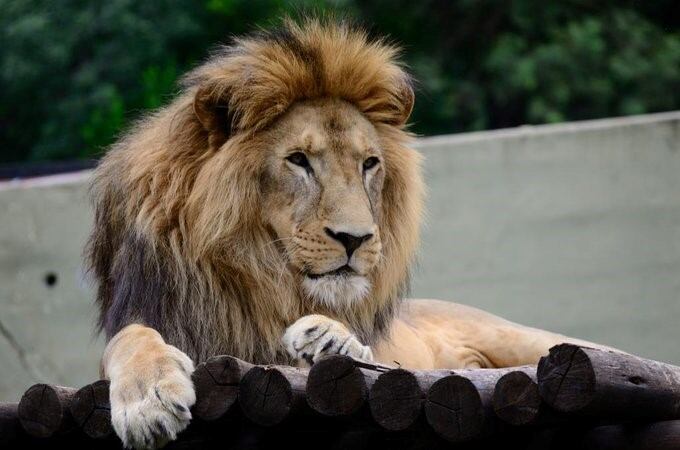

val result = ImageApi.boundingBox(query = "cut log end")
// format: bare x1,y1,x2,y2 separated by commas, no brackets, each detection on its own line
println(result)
369,369,422,431
307,355,367,416
424,375,484,442
538,344,596,412
70,380,112,439
192,355,252,421
239,367,294,426
493,371,541,426
18,384,75,438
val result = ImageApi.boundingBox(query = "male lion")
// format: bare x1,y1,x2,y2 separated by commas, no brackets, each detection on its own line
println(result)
88,18,605,449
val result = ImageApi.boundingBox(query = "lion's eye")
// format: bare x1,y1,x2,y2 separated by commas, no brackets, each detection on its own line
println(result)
363,156,380,171
286,152,311,169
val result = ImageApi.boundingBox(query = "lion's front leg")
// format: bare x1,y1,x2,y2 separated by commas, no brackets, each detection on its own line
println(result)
282,315,373,365
103,324,195,449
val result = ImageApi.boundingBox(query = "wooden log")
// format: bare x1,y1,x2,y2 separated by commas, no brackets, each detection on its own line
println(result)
577,420,680,450
239,365,309,426
425,374,484,443
306,355,392,417
493,370,560,426
369,368,453,431
538,344,680,419
69,380,113,439
0,402,26,446
18,384,77,438
424,366,534,442
518,420,680,450
192,355,254,421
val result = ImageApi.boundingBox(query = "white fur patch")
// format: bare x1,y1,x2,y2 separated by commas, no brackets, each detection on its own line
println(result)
302,274,370,309
282,315,374,365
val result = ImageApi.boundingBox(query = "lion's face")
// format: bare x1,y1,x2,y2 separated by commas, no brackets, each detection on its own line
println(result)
260,98,384,308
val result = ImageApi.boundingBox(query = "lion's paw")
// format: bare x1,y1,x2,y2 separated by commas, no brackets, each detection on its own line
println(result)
110,346,195,449
282,314,373,365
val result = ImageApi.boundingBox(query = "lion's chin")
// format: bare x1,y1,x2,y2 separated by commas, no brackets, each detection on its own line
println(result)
302,274,371,309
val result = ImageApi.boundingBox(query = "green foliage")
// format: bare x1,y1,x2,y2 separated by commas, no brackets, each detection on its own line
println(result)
1,0,678,163
353,0,680,135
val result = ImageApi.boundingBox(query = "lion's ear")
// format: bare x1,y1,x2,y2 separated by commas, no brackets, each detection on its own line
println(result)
193,83,233,145
391,77,415,126
370,75,414,127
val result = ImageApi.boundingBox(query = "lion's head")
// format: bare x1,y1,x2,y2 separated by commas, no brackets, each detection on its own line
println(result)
87,18,424,364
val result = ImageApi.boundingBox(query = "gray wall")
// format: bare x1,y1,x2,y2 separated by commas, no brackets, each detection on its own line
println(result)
0,172,102,401
1,111,679,401
412,112,680,363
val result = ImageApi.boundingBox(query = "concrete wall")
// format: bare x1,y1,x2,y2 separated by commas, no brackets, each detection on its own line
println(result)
0,172,102,401
1,111,679,400
412,112,680,363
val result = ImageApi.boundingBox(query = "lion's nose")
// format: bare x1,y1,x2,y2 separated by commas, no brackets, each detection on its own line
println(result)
324,228,373,259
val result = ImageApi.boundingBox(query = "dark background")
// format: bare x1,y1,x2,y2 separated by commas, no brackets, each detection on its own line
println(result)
1,0,679,166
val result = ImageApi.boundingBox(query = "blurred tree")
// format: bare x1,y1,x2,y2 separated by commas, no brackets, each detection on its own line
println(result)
353,0,680,134
0,0,678,164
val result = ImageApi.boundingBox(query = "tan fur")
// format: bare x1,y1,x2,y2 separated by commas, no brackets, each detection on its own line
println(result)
372,300,610,369
103,325,194,448
89,18,421,366
91,18,612,448
90,19,423,448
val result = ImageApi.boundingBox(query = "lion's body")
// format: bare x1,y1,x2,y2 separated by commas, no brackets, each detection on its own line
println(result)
374,299,601,369
89,18,607,448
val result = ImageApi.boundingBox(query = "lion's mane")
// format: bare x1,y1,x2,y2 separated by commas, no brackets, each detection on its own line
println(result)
87,18,424,364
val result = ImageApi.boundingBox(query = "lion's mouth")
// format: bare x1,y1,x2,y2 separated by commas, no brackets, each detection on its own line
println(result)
305,265,356,279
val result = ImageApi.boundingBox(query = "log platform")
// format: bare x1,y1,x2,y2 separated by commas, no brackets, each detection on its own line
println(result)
2,344,680,449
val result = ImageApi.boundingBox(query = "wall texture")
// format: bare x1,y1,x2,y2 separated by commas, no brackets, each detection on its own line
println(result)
412,112,680,363
1,111,679,400
0,172,101,401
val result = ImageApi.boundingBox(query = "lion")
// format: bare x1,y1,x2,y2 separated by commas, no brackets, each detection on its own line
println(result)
87,18,608,449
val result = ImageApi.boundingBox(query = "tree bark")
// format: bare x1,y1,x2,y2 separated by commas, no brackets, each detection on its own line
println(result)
538,344,680,420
